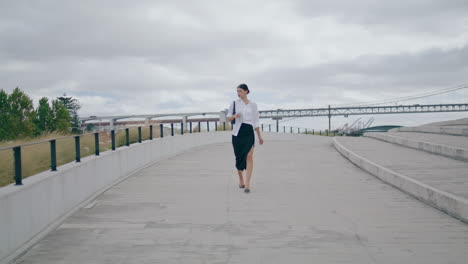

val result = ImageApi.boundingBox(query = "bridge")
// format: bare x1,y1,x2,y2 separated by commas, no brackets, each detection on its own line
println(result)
80,103,468,132
79,84,468,133
1,117,468,263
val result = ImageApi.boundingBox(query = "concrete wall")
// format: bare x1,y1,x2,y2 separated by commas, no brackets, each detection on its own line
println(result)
390,126,468,136
333,137,468,224
0,131,233,264
422,117,468,127
364,132,468,162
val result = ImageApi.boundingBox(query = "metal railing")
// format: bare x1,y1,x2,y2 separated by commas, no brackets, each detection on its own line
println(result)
0,121,332,187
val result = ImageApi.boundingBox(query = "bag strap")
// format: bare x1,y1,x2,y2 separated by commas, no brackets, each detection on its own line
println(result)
233,101,236,114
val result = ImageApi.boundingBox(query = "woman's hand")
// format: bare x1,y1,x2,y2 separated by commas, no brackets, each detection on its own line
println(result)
228,113,240,121
259,137,264,145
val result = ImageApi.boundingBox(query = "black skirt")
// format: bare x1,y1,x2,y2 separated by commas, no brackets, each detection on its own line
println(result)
232,123,255,171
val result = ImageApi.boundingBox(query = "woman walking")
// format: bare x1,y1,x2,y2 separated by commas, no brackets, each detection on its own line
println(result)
227,84,264,193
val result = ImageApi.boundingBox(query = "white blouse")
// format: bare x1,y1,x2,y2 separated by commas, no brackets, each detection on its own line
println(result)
227,99,260,136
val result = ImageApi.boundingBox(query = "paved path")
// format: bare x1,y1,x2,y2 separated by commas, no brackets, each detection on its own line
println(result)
16,136,468,264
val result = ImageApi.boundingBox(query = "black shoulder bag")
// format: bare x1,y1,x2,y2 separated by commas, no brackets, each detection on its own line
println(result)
231,101,236,125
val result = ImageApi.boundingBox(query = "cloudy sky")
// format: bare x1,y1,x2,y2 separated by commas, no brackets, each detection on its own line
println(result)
1,0,468,129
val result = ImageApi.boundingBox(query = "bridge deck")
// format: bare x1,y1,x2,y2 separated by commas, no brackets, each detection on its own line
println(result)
16,136,468,264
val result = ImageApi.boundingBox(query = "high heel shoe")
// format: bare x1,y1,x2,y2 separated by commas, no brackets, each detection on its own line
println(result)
239,185,245,188
244,188,250,193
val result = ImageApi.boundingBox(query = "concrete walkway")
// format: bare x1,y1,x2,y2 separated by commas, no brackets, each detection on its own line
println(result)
15,135,468,264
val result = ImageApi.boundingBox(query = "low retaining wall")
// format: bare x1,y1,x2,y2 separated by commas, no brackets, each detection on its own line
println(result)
333,137,468,224
423,118,468,127
0,132,232,264
390,126,468,136
364,132,468,162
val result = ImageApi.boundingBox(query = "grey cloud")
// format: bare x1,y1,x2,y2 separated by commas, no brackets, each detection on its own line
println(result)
251,45,468,105
295,0,468,35
1,1,467,117
0,0,279,62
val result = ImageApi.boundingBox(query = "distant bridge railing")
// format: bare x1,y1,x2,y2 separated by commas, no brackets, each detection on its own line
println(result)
260,103,468,131
259,103,468,118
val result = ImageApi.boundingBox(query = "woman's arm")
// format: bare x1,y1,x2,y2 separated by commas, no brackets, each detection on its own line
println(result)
253,103,263,145
226,102,240,122
227,113,240,122
255,127,264,145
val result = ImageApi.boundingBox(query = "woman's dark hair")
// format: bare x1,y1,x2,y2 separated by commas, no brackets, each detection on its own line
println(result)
237,83,249,94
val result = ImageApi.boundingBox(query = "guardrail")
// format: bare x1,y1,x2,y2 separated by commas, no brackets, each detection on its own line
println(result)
0,121,336,188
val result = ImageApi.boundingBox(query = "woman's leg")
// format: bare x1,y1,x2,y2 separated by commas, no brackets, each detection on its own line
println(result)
237,170,244,186
245,146,255,189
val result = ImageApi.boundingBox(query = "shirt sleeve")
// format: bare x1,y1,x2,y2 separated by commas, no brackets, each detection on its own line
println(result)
227,101,234,118
252,103,260,129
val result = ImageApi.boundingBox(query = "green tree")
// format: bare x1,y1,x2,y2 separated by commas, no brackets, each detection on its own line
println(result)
7,87,36,139
0,89,10,140
52,99,71,133
34,97,54,135
57,94,81,134
86,123,95,132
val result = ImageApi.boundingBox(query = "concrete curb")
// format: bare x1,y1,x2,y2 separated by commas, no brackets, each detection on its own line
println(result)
390,126,468,136
333,137,468,224
364,132,468,162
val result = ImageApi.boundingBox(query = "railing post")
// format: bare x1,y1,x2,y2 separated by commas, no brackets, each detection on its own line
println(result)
298,128,300,133
138,127,142,143
190,122,192,133
223,122,226,131
126,128,130,146
215,121,218,131
207,121,210,132
269,124,271,132
150,125,153,140
312,129,314,135
75,136,81,161
50,139,57,171
13,146,22,185
111,131,115,150
181,123,184,135
171,123,174,136
95,132,100,156
326,130,329,136
261,124,264,132
283,126,285,133
290,127,293,133
320,130,322,136
306,129,308,134
160,124,164,138
198,122,201,132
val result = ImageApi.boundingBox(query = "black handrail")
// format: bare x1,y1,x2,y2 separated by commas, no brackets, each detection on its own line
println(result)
1,122,324,187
